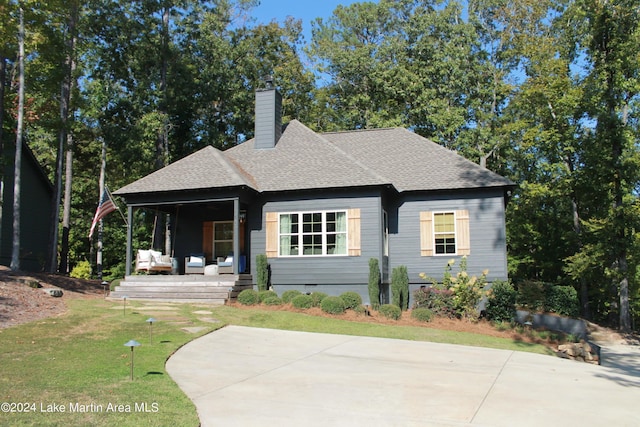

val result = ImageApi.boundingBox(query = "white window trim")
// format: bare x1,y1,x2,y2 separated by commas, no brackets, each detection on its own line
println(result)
432,211,457,256
278,210,349,257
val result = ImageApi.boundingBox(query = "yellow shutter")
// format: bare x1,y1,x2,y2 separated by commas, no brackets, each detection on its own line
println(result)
420,211,433,256
456,210,470,255
202,221,213,262
265,212,278,258
347,208,361,256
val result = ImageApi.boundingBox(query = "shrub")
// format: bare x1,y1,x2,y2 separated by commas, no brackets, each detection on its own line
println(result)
517,280,546,311
256,254,269,291
70,260,92,279
340,291,362,310
449,257,486,320
391,265,409,310
262,296,283,306
545,286,579,317
281,289,302,303
291,294,314,309
321,296,346,314
485,280,517,322
412,287,456,318
379,304,402,320
309,292,328,307
237,289,259,305
258,290,278,303
368,258,381,309
411,307,434,323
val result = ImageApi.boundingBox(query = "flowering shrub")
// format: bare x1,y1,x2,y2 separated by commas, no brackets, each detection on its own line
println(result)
412,287,456,318
419,257,488,320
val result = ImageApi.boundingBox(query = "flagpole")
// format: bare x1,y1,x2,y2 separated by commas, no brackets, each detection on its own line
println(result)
97,137,107,280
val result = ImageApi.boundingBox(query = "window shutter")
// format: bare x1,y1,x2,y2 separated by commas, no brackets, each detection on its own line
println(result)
456,210,470,255
265,212,278,258
420,211,433,256
202,221,213,262
347,208,361,256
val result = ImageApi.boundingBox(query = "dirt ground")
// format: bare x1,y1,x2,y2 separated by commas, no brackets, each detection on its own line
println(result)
1,267,636,347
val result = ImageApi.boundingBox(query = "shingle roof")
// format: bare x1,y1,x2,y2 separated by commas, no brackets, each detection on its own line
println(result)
114,146,251,195
115,120,513,197
224,120,389,192
322,127,513,192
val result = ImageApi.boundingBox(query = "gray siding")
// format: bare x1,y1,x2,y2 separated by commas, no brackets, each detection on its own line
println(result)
250,192,383,291
389,190,508,286
0,145,53,271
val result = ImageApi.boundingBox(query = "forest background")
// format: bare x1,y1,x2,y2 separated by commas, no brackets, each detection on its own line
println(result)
0,0,638,331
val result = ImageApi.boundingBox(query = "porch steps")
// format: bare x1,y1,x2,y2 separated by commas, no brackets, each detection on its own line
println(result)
109,274,253,304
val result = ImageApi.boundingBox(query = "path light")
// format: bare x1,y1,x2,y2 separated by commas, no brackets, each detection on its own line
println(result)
101,281,109,298
122,295,127,316
124,340,141,380
146,317,157,344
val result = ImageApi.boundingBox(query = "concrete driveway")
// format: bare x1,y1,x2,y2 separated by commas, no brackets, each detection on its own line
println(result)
166,326,640,427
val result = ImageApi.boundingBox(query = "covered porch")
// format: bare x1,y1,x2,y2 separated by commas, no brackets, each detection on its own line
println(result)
122,190,256,277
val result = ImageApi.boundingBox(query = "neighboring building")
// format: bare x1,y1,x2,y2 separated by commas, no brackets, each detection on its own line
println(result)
114,86,515,302
0,142,53,271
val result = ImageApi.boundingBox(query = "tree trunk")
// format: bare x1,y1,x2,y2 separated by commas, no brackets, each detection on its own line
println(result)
11,8,25,271
0,56,6,243
58,4,78,274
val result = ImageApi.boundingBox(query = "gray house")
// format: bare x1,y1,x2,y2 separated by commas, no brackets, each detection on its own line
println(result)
0,142,53,271
114,86,515,302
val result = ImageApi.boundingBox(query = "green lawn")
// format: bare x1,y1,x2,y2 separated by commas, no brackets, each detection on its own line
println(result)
0,299,551,426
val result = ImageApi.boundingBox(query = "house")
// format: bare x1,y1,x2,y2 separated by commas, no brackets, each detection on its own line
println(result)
114,85,515,303
0,141,54,271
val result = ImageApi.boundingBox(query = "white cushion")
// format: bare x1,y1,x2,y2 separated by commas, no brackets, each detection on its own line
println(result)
189,256,202,264
150,250,162,260
138,250,151,262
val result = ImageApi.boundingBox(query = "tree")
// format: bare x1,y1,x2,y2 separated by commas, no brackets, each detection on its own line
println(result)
11,5,25,271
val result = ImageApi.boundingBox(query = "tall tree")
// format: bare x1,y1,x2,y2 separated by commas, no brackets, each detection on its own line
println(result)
11,5,25,271
577,0,640,331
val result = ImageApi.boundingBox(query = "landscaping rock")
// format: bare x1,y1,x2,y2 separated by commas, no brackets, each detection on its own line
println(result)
43,288,63,297
556,341,599,365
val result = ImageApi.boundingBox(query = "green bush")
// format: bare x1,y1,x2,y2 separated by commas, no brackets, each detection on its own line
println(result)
256,254,269,291
309,292,328,307
412,287,456,318
411,307,434,323
237,289,259,305
485,280,517,322
321,296,346,315
262,296,283,306
340,291,362,310
70,260,92,279
391,265,409,310
281,289,303,303
545,286,579,317
258,290,278,303
291,294,314,309
379,304,402,320
368,258,381,309
517,280,546,311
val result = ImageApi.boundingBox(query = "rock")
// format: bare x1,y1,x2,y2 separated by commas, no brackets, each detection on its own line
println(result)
43,288,63,297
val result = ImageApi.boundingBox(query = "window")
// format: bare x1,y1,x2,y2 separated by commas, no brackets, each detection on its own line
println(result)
213,222,234,258
420,210,470,256
434,212,456,254
278,211,348,256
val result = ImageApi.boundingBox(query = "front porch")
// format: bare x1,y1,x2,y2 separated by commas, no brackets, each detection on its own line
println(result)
109,274,253,304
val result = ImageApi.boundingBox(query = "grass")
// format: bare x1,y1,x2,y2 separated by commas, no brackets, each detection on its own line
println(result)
0,299,552,426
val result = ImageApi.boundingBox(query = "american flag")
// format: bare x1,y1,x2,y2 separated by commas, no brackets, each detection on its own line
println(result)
89,188,117,239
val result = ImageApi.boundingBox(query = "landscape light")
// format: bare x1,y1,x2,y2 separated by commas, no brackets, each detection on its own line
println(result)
124,340,141,380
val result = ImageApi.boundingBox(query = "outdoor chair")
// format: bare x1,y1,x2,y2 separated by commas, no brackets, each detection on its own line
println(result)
184,254,206,274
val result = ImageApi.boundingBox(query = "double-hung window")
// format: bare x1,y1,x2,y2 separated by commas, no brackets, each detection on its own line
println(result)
420,210,470,256
434,212,456,254
279,211,348,256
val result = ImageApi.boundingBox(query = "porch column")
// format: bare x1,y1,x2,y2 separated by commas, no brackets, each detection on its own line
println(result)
125,206,133,276
233,198,240,274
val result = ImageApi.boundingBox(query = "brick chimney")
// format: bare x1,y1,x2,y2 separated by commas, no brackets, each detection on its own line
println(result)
254,76,282,149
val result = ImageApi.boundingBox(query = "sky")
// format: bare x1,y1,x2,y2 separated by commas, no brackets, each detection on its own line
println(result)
252,0,365,42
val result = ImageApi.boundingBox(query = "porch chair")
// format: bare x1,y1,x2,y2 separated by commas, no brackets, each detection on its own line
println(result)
184,254,206,274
